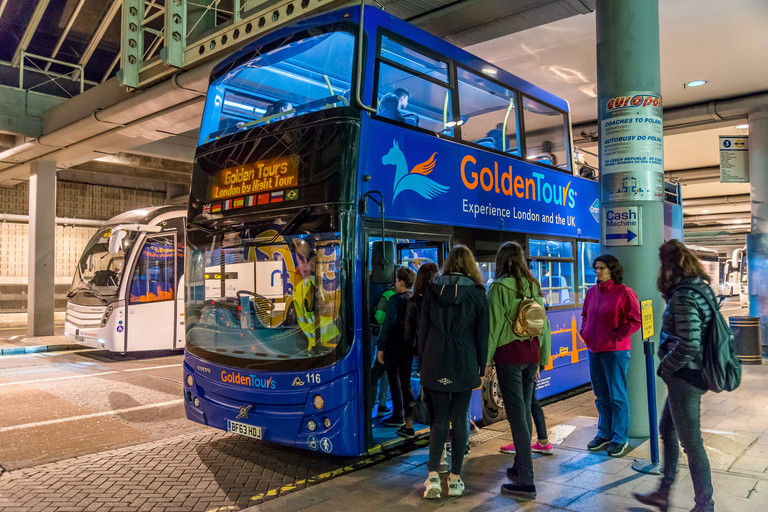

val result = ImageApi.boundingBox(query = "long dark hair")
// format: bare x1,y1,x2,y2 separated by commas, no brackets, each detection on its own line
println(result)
494,241,541,295
412,262,439,296
657,239,711,298
593,254,624,284
441,245,483,285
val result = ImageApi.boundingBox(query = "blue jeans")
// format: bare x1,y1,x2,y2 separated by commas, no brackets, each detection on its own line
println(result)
588,350,630,444
660,374,714,511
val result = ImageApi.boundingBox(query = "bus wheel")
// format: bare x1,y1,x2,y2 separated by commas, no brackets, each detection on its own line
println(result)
480,366,506,426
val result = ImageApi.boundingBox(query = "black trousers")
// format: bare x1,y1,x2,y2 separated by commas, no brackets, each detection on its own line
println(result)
370,348,414,420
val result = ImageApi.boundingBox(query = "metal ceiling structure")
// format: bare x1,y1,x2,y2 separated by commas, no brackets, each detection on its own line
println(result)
0,0,765,253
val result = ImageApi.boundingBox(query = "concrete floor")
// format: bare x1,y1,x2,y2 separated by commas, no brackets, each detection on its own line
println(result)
244,361,768,512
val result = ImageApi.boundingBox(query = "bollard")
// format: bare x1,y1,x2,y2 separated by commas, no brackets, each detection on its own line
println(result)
729,317,762,365
632,338,661,475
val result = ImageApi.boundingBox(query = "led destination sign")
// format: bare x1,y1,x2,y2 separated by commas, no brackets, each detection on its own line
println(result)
208,156,298,201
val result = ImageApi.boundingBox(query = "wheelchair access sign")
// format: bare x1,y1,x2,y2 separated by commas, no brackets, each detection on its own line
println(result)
604,206,641,246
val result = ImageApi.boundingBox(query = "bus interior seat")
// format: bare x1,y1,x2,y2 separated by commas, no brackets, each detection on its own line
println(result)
532,155,553,166
472,136,497,149
401,112,419,126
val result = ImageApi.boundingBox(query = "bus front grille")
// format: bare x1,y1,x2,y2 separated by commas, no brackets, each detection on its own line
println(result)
66,304,105,329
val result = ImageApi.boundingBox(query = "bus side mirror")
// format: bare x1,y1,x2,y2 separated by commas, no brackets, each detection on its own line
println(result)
371,240,394,284
108,229,127,254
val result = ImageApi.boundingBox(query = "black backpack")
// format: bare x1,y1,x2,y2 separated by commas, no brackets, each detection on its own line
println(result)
676,284,742,393
386,294,409,350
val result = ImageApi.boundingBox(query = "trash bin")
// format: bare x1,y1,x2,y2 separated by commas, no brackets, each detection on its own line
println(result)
729,316,762,365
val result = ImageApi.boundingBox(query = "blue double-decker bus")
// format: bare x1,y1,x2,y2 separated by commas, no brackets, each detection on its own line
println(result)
183,5,600,456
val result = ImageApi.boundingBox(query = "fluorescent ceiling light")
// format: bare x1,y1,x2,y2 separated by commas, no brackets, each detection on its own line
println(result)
733,219,743,224
736,124,749,129
686,80,707,87
700,209,710,213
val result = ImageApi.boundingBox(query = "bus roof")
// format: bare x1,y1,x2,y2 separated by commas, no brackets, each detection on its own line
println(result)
102,205,186,227
210,5,569,113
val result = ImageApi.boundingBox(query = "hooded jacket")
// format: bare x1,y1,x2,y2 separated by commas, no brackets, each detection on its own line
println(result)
417,274,489,392
658,277,714,389
580,278,641,353
487,276,552,368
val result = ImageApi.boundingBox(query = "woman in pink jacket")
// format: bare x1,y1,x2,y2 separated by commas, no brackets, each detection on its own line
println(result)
580,254,641,458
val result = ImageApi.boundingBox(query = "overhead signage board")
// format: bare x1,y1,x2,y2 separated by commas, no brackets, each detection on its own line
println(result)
604,206,641,246
363,119,601,240
600,92,664,202
719,136,749,183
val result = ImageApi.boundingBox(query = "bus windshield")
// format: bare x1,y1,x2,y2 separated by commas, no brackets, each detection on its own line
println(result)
68,228,136,305
200,29,355,144
185,220,345,370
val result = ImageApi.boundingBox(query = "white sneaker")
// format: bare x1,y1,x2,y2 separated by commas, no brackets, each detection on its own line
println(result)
423,472,441,499
447,476,465,496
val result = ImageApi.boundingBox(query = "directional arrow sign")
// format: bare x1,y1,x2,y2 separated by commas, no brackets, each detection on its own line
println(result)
606,230,637,243
604,206,641,246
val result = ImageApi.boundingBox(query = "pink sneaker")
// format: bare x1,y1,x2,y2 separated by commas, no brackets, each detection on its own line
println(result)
531,441,554,455
499,443,515,454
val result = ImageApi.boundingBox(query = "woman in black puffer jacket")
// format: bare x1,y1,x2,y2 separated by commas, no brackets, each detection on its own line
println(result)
418,245,488,500
634,240,716,512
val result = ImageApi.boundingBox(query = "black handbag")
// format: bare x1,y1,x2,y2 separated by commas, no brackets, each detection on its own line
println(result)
413,387,432,425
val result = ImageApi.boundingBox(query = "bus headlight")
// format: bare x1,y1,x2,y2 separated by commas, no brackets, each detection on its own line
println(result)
313,395,324,410
186,375,194,387
100,302,120,327
194,397,200,407
307,420,317,432
323,417,331,429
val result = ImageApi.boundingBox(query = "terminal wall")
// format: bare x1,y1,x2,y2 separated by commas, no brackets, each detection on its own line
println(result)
0,181,167,314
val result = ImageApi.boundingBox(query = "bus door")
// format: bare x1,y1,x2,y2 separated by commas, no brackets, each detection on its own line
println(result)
125,234,178,351
362,228,448,451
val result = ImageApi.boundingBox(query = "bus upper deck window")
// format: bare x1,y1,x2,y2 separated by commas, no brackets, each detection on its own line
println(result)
522,96,569,172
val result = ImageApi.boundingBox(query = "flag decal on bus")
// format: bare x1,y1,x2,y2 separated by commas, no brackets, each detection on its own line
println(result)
382,140,449,202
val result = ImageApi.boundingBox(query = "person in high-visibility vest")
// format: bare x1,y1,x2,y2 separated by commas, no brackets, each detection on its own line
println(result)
293,238,339,354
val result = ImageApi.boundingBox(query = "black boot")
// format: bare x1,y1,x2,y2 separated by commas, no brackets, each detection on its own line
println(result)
633,489,670,512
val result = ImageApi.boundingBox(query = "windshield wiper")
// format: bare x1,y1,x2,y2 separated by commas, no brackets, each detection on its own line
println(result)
270,207,312,243
67,287,103,299
187,221,219,234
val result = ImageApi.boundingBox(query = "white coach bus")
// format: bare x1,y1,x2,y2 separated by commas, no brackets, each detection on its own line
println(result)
64,206,186,352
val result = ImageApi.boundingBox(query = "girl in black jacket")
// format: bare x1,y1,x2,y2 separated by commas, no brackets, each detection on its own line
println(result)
634,240,716,512
418,246,488,499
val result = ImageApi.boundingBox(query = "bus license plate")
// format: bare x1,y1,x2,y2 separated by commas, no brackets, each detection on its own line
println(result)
227,420,262,440
75,336,84,342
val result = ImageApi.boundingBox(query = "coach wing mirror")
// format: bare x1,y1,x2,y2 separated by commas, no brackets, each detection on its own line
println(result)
371,240,395,284
108,228,127,254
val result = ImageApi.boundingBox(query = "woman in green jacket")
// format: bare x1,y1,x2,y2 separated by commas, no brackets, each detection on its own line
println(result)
485,241,551,500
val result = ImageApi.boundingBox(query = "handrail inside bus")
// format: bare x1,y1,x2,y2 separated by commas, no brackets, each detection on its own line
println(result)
502,101,513,152
354,1,376,115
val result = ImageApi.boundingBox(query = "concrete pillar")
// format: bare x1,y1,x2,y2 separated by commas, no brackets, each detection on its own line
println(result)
747,110,768,350
596,0,666,437
28,160,57,337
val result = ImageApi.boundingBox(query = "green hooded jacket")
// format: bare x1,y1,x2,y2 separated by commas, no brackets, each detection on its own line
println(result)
486,276,551,368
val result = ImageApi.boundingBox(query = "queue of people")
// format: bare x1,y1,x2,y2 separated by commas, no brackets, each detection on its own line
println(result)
367,239,719,511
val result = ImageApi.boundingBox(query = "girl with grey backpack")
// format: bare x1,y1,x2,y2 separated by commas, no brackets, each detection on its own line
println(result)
485,241,551,500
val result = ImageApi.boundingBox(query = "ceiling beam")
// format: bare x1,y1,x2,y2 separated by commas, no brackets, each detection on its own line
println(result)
0,0,9,21
683,194,751,207
11,0,52,68
44,0,87,72
74,0,122,81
